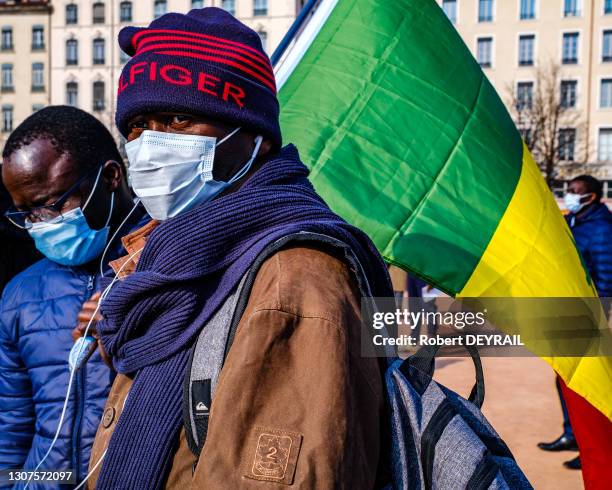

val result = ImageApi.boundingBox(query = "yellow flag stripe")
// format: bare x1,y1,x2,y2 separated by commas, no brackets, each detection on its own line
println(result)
459,144,612,420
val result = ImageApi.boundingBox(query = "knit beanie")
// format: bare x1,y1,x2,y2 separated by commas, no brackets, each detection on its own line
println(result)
115,7,281,149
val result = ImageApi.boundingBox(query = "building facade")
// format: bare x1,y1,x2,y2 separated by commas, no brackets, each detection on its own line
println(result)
49,0,299,142
437,0,612,198
0,0,52,148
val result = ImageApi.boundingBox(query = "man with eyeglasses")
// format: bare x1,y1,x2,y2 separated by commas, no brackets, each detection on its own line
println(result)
0,106,147,488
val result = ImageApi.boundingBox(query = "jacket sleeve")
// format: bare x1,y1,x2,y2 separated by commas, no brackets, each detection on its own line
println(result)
193,248,385,489
587,223,612,297
0,296,35,472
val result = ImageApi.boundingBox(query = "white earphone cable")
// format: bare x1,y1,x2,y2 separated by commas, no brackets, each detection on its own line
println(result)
24,246,144,489
99,198,141,277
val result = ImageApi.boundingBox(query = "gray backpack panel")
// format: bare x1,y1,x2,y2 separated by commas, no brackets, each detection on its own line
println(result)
386,345,532,489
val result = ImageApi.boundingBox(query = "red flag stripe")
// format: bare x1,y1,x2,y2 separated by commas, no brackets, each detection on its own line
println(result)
137,42,275,83
132,29,270,65
153,50,277,93
136,34,272,73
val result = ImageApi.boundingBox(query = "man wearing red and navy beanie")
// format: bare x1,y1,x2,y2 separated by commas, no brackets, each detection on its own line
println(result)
85,8,391,489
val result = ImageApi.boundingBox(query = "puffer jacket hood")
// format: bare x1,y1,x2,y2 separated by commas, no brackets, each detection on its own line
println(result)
0,211,149,489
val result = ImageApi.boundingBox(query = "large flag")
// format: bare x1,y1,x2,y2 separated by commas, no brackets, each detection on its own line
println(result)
275,0,612,419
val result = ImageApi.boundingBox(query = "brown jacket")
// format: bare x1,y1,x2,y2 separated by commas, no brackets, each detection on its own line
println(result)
88,226,385,489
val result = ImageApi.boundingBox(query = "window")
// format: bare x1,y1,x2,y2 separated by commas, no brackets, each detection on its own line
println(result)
520,0,535,20
558,128,576,161
66,39,78,65
254,0,267,15
66,4,78,25
191,0,204,7
1,27,13,51
601,79,612,108
476,37,493,68
93,38,105,65
93,81,105,111
478,0,493,22
1,64,13,91
120,1,132,22
32,25,44,50
258,31,268,52
120,49,131,64
32,104,44,113
154,0,167,18
66,82,78,106
518,35,535,66
562,32,579,64
606,0,612,14
603,30,612,62
598,129,612,161
517,82,533,109
442,0,457,23
564,0,580,17
222,0,235,15
560,80,577,108
93,2,105,24
32,63,44,91
2,105,13,133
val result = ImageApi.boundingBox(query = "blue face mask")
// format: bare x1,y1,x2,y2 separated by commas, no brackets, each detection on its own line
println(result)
27,167,115,266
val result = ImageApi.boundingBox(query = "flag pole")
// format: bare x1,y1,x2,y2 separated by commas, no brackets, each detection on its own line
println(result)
271,0,320,66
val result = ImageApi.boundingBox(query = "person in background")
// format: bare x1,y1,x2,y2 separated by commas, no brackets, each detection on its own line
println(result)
0,179,40,294
539,175,612,481
0,106,147,489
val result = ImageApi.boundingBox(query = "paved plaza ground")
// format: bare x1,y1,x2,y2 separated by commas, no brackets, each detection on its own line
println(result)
434,356,584,489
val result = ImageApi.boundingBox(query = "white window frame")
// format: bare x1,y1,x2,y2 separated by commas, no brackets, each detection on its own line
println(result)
561,30,581,65
562,0,582,17
32,62,44,89
1,64,13,89
560,79,579,109
599,77,612,109
597,127,612,161
558,127,577,161
475,35,494,69
516,80,535,110
518,0,538,21
442,0,458,23
476,0,495,23
517,32,537,67
601,28,612,63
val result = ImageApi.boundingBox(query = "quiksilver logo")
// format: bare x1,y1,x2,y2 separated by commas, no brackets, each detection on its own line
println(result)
196,401,208,412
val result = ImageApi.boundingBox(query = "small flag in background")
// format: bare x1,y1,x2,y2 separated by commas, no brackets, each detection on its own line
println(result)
275,0,611,420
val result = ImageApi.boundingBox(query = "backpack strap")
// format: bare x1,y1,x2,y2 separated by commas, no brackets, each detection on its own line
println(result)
400,343,485,408
183,231,383,457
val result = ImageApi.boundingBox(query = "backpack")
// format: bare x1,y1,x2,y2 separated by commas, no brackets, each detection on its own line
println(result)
183,232,532,489
385,344,532,489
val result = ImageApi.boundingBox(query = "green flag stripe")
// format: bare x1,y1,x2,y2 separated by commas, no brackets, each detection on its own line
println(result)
279,0,523,292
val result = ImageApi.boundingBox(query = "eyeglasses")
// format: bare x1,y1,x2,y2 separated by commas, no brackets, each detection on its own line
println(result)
4,165,103,229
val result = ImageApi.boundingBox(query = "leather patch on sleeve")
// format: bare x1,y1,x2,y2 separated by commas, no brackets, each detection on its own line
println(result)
243,427,303,485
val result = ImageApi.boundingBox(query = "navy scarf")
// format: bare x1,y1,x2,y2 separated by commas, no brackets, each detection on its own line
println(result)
96,145,390,489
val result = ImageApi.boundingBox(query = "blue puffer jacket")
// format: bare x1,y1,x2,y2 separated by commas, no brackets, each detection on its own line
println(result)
567,202,612,297
0,213,148,489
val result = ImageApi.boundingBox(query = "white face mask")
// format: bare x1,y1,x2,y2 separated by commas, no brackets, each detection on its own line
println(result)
125,129,263,221
564,192,591,214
